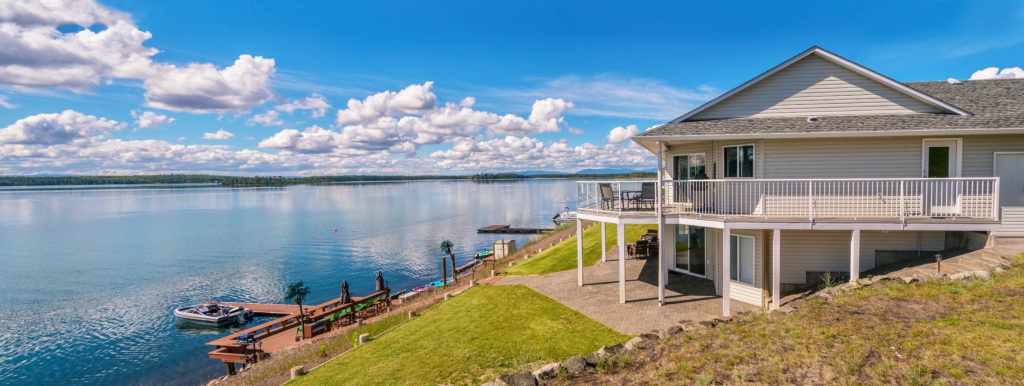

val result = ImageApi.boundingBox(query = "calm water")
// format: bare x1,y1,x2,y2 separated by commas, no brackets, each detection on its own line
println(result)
0,179,576,385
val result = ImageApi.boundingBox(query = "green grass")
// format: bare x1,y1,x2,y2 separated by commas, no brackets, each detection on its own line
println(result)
292,285,626,385
503,223,655,275
618,254,1024,384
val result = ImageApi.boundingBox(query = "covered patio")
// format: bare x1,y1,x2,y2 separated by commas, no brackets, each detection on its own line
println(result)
497,253,757,335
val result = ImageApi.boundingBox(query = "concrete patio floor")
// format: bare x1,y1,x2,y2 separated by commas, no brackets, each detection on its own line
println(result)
497,255,758,335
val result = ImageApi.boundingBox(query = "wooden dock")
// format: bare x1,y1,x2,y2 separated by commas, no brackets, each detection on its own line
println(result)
202,289,391,375
477,224,554,234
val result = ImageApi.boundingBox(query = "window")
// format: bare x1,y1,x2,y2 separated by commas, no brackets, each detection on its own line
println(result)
724,145,754,178
673,154,707,180
730,235,754,285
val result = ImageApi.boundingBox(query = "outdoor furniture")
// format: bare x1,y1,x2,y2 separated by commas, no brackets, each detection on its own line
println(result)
599,183,616,210
625,243,636,259
635,239,648,257
631,183,656,210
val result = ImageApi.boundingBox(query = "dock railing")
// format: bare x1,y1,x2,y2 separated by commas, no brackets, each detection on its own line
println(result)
578,177,999,221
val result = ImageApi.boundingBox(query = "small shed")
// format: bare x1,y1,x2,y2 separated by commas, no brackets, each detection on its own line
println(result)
492,239,516,259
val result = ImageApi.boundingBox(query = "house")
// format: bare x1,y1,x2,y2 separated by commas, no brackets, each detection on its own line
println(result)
574,46,1024,316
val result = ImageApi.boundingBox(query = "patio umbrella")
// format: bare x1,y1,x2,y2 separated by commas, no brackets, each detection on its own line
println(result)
375,270,386,292
339,280,351,305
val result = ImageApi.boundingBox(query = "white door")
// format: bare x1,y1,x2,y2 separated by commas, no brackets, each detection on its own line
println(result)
995,153,1024,236
922,139,962,215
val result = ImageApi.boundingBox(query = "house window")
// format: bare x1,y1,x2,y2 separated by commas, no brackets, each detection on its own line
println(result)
724,145,754,178
730,234,755,285
673,154,707,180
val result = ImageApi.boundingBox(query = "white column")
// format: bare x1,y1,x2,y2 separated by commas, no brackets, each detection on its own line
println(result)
722,227,731,317
850,228,861,282
600,221,607,263
617,222,626,304
576,219,584,287
657,141,665,306
772,229,781,310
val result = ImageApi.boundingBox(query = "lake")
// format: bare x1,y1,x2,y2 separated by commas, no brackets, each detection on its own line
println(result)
0,179,577,385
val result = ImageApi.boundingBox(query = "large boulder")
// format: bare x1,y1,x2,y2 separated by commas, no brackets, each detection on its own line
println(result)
563,355,586,374
532,363,562,379
496,371,537,386
597,344,623,357
584,352,602,366
624,337,645,351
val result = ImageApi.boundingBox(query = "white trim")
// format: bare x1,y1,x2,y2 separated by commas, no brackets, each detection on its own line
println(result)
729,233,756,286
583,212,998,232
849,229,861,282
922,138,963,177
672,152,708,180
672,224,708,278
669,46,969,123
771,229,780,310
631,128,1024,144
721,227,731,317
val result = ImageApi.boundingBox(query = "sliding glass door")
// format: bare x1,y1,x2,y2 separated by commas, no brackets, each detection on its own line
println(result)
673,154,706,203
674,225,706,277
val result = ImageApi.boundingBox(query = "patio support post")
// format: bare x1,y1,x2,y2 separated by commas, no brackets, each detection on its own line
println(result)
722,227,731,317
772,228,781,310
850,229,861,282
577,219,584,286
618,222,626,304
657,141,665,306
601,221,607,263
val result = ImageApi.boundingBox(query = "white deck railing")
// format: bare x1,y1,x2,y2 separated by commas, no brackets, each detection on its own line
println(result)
577,178,999,221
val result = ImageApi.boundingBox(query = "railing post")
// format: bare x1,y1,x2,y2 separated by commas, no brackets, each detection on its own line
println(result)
807,180,814,221
899,180,906,221
993,177,1000,221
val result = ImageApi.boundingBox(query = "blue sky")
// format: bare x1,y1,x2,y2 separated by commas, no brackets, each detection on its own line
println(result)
1,0,1022,175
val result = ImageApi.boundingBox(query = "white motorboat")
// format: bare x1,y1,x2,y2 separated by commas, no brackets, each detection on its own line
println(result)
173,302,253,326
553,207,577,224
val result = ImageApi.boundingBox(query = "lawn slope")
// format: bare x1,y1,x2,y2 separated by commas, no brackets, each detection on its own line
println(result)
503,223,654,276
293,285,626,385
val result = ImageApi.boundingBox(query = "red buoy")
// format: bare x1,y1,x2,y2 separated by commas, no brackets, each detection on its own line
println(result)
334,228,338,232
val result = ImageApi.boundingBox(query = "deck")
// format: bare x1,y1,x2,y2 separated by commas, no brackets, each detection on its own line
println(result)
477,224,554,234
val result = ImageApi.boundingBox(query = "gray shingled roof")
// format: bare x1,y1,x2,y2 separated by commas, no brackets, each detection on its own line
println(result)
638,78,1024,138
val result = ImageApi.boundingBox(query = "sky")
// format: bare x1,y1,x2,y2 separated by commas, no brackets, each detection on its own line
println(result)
1,0,1023,176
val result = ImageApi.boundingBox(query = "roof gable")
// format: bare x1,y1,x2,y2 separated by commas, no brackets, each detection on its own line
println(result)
673,47,970,122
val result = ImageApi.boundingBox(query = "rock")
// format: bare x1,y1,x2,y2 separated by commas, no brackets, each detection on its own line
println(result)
289,365,305,379
532,363,562,379
624,337,645,351
584,352,602,366
597,344,622,357
856,278,872,286
666,325,683,336
563,355,586,374
640,333,659,342
482,382,499,386
407,310,418,318
357,333,371,345
900,275,919,284
698,320,716,328
774,305,795,314
677,319,692,325
497,371,537,386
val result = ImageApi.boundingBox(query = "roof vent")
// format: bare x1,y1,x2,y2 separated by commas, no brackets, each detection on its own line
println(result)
947,77,963,84
806,116,820,123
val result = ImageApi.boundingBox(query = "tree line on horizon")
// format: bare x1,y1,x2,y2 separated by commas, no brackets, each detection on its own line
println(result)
0,172,658,187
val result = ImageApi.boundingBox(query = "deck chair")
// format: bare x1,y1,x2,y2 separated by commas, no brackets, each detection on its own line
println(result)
632,183,656,210
599,183,615,210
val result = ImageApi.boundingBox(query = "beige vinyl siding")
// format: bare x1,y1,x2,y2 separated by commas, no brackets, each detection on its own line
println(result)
690,55,944,120
778,230,944,284
998,208,1024,236
993,152,1024,236
963,135,1024,177
763,137,921,178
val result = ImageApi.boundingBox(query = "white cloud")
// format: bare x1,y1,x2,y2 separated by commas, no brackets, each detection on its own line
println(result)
494,74,718,120
336,82,437,125
144,55,276,114
177,136,186,141
247,110,284,126
258,125,345,154
202,129,235,140
0,1,277,114
0,110,122,145
607,124,639,143
0,95,15,109
131,110,174,129
429,135,654,172
276,93,330,118
969,66,1024,80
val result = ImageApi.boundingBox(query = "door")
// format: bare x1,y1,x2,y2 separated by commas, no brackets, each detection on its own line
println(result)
673,154,706,204
995,153,1024,236
922,139,962,215
673,225,706,277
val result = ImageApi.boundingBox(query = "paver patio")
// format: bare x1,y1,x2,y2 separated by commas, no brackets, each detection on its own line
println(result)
497,253,757,335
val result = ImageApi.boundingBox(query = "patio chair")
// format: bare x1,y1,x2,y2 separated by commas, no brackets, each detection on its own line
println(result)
635,239,648,257
632,182,656,210
599,183,616,210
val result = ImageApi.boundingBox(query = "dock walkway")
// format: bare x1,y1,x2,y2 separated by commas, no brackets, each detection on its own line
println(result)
477,224,554,234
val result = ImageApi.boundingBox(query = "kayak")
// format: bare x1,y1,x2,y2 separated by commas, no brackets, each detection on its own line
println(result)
475,248,494,259
413,278,453,292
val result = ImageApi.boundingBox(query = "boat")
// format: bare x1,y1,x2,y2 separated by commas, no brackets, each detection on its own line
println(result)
553,206,577,224
474,248,494,259
412,278,454,292
173,302,253,326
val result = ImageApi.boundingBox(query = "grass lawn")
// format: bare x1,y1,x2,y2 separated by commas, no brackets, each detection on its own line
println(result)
610,254,1024,384
292,285,626,385
503,223,655,276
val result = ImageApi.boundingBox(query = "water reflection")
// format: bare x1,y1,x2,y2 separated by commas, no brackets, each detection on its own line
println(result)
0,179,576,384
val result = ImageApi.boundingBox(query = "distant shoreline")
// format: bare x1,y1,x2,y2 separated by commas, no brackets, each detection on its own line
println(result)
0,172,657,189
